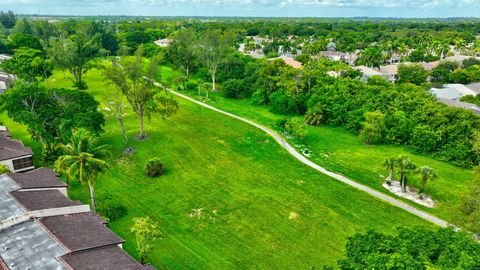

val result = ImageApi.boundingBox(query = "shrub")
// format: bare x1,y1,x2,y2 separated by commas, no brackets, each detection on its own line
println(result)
102,202,127,221
185,82,198,92
144,158,164,177
222,79,245,98
0,164,10,174
285,118,307,139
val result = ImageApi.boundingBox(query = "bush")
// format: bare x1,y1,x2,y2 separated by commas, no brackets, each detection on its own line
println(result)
185,82,198,92
144,158,164,177
101,202,127,221
222,79,245,98
0,164,10,174
285,118,307,139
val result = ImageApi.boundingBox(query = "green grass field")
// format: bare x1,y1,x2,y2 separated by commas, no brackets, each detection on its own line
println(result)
173,81,475,221
1,67,438,269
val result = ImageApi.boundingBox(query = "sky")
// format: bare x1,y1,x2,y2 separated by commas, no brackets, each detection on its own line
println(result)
3,0,480,18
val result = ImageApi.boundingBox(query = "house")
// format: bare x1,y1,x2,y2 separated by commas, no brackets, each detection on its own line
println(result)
272,55,303,69
421,60,441,71
379,64,399,82
429,84,480,114
319,51,357,66
445,54,477,63
154,38,172,47
356,66,386,81
0,164,153,269
0,127,34,173
429,84,477,100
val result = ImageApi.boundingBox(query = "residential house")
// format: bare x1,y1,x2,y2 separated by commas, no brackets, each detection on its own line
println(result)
0,127,34,173
379,64,398,83
356,66,386,81
429,84,480,114
0,165,153,269
272,55,303,69
154,38,172,47
319,51,357,66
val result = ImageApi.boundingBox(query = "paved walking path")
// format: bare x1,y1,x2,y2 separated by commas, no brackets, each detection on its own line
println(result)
157,83,449,227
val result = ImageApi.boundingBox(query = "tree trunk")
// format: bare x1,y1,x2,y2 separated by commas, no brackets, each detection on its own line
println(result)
198,84,201,96
88,183,96,212
186,66,189,80
118,117,130,151
138,109,145,139
386,169,393,184
420,177,426,194
211,72,216,92
402,175,407,193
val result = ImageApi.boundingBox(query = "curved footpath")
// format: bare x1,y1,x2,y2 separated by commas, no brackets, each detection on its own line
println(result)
156,82,449,227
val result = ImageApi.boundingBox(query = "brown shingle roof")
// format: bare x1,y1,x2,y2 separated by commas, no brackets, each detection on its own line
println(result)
40,212,124,252
11,190,82,211
0,135,32,161
8,167,67,189
61,245,147,270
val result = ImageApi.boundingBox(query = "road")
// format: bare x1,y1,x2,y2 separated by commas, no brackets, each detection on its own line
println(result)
156,82,449,227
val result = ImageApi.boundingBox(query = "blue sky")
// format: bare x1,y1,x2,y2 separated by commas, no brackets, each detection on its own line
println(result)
4,0,480,17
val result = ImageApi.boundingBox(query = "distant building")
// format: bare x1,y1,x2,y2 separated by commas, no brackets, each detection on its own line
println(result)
445,54,477,63
319,51,357,65
355,66,386,81
0,126,34,173
154,38,172,47
378,64,399,82
272,55,303,69
429,84,480,114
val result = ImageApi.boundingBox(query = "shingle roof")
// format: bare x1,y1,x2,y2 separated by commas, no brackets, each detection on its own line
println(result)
7,168,67,189
40,213,124,252
61,246,146,270
0,135,32,161
0,220,67,270
11,190,82,211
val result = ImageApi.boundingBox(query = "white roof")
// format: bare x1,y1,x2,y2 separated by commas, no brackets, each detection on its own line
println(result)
430,84,477,100
356,66,383,76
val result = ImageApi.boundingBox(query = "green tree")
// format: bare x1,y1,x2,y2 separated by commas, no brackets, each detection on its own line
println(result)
131,216,162,264
285,118,308,139
338,227,480,269
0,47,52,82
356,47,382,68
0,82,104,160
0,11,16,29
102,46,178,139
417,166,437,194
452,177,480,235
48,30,100,89
168,29,196,80
395,155,417,192
105,89,130,153
397,64,429,85
54,129,110,211
197,30,233,91
360,111,385,145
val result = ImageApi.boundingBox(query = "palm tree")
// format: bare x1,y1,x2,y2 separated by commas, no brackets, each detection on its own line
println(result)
417,166,437,194
383,158,396,185
54,129,110,212
395,155,416,192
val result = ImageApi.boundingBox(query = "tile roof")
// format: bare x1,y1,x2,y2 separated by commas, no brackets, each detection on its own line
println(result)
0,135,32,161
40,213,124,252
7,168,67,189
11,190,82,211
61,246,146,270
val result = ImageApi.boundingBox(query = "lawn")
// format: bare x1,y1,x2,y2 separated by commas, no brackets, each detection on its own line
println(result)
173,82,475,220
0,67,436,269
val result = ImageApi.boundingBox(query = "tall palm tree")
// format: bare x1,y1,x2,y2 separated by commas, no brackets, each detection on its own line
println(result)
383,158,396,185
54,129,110,212
395,155,417,192
417,166,437,194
